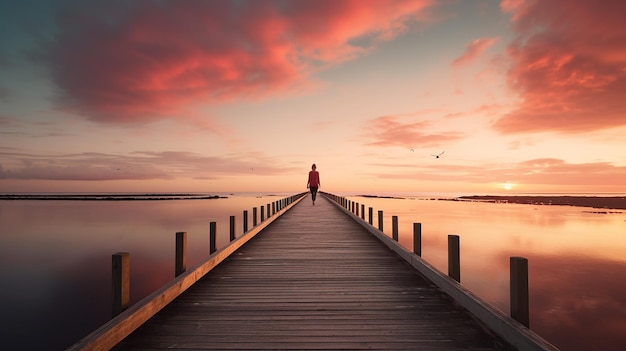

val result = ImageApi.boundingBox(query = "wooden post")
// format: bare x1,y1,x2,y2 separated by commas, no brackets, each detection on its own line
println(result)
253,207,258,226
260,205,265,222
175,232,186,277
392,216,398,241
355,203,359,217
510,256,530,327
413,223,422,257
272,202,276,215
243,210,248,232
351,201,355,213
229,216,236,241
361,204,365,220
267,204,270,218
112,252,130,317
448,235,460,282
378,210,384,232
368,207,373,225
209,222,217,254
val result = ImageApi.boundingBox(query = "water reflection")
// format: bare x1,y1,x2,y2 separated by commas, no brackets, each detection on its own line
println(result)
346,196,626,351
526,254,626,351
1,194,624,350
0,194,283,350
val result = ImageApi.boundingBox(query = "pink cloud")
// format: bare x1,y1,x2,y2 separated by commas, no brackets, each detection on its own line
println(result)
451,37,498,67
495,0,626,134
45,0,434,124
362,115,464,148
499,0,526,18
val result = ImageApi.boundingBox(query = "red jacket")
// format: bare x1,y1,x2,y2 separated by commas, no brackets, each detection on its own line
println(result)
307,171,320,187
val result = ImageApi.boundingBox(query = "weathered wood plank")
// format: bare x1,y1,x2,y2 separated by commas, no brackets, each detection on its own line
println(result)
67,195,305,351
328,194,559,351
113,195,513,351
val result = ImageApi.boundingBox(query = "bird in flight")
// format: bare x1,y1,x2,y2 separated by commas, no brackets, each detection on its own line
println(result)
431,151,445,158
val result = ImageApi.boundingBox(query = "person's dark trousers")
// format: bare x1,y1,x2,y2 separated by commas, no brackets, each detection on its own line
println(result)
310,187,318,201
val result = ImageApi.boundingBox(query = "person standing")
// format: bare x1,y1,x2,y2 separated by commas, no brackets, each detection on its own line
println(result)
307,163,320,205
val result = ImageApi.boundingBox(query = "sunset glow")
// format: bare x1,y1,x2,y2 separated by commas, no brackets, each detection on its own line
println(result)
500,182,516,191
1,0,625,194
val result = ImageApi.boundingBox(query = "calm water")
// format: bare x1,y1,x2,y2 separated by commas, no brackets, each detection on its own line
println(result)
0,193,624,350
0,193,285,350
345,195,626,351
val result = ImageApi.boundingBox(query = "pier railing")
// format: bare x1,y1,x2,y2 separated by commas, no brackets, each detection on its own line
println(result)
68,192,307,351
322,192,558,351
68,191,558,351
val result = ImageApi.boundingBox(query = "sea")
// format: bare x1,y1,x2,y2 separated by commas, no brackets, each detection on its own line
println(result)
0,191,624,350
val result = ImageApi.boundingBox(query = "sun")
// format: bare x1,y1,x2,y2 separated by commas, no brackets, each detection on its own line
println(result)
500,181,516,191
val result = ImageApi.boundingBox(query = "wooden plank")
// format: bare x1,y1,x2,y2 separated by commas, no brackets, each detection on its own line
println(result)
67,195,306,351
113,196,514,351
330,195,559,351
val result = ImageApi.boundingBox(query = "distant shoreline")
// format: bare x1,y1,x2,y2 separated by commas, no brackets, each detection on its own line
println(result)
3,193,625,210
356,194,405,199
353,194,626,211
457,195,626,210
0,194,227,201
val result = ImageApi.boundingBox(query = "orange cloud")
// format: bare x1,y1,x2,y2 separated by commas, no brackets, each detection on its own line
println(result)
451,37,498,67
362,115,464,148
495,0,626,133
44,0,434,124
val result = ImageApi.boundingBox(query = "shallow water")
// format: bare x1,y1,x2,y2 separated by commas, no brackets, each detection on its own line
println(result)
0,193,624,350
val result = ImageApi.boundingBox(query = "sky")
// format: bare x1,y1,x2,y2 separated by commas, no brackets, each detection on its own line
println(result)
1,0,625,195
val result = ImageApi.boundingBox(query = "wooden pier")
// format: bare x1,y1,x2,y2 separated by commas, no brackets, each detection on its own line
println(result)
69,193,558,351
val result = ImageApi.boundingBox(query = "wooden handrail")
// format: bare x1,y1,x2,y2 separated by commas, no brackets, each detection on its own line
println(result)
67,193,306,351
322,192,559,351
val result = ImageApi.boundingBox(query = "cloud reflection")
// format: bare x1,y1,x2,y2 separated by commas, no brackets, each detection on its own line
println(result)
526,254,626,351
